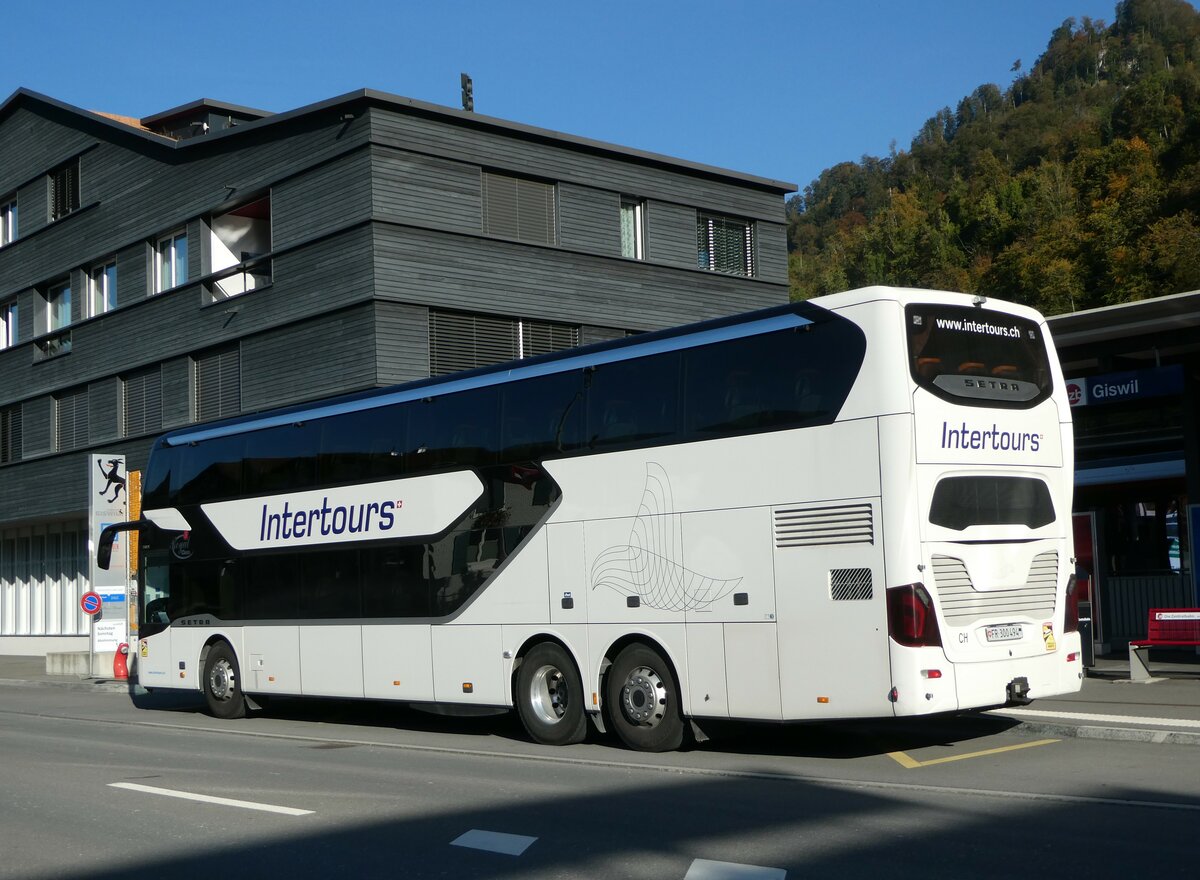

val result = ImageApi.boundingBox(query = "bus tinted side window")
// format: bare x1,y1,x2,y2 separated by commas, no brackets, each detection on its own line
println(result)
301,549,361,618
586,352,681,449
499,370,584,461
172,434,245,504
361,545,431,617
683,324,865,439
242,554,300,619
244,422,319,495
409,386,500,472
317,405,408,485
142,447,172,509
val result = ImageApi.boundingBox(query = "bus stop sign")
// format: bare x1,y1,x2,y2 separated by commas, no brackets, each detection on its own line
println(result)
80,592,102,616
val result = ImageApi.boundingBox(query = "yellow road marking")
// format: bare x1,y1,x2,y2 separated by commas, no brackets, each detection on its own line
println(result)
888,738,1059,769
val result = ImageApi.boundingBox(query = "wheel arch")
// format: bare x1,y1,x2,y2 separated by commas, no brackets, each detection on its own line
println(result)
196,631,244,690
600,633,687,717
510,632,587,706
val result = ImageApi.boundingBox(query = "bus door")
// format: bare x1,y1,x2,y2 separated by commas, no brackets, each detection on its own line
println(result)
135,529,176,687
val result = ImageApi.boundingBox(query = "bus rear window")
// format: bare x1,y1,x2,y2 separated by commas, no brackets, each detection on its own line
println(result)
907,304,1051,406
929,476,1055,531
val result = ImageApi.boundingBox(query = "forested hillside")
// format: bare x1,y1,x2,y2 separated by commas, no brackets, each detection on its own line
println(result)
787,0,1200,314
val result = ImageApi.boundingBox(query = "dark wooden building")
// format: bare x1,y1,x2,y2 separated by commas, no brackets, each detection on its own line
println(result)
0,88,793,654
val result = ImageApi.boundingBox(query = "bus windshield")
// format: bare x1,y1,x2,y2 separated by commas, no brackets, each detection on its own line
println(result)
906,303,1052,406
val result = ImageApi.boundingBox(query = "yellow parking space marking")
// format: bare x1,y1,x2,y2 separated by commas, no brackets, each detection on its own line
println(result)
888,738,1059,769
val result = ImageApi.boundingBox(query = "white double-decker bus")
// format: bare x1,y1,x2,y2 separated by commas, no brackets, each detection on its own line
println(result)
100,285,1082,752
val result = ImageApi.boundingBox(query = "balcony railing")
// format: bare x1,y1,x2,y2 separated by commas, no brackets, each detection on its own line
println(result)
203,253,272,304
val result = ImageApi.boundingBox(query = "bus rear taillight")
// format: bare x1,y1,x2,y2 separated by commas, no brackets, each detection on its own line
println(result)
886,583,942,648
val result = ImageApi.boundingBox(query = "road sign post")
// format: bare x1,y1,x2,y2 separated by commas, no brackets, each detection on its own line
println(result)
81,591,102,677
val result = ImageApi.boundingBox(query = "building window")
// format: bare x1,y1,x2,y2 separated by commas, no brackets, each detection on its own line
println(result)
47,280,71,331
156,229,189,293
123,365,163,437
428,309,580,376
89,259,118,316
0,197,16,245
55,387,89,452
38,280,72,357
697,212,755,277
482,171,557,245
620,196,646,260
206,196,272,302
0,405,20,464
195,346,240,422
49,160,80,221
1,301,17,350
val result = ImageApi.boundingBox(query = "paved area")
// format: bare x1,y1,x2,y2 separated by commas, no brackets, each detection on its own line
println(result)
2,650,1198,745
985,652,1200,745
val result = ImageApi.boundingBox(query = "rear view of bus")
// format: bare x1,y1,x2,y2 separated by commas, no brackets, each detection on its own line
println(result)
887,293,1082,713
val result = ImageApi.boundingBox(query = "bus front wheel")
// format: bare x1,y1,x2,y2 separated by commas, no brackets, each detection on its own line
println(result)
515,642,588,746
203,642,247,720
606,643,684,752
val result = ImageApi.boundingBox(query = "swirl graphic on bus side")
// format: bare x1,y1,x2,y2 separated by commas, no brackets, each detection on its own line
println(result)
590,462,742,611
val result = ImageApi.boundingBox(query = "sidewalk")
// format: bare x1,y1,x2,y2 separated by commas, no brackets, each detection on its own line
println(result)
0,654,136,694
2,651,1199,745
985,650,1200,746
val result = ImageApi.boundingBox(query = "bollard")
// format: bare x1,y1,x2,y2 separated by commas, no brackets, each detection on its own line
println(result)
114,642,129,681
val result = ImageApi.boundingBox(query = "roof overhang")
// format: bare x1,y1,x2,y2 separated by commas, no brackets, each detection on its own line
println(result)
1047,289,1200,349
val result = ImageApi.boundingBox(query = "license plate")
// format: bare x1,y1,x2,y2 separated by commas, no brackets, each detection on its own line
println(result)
985,624,1024,642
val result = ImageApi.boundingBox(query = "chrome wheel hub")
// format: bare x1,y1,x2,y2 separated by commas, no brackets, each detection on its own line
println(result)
620,665,665,727
529,664,570,725
209,659,235,702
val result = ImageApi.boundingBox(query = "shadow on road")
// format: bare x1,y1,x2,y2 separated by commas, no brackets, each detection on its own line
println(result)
125,683,1024,760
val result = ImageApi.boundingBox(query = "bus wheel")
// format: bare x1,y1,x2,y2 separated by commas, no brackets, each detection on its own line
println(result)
203,642,247,720
606,643,684,752
516,642,587,746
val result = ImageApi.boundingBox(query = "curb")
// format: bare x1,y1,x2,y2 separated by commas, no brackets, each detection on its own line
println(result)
990,715,1200,747
0,676,143,695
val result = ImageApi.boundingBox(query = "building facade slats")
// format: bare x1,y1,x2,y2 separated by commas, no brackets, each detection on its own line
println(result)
0,87,793,649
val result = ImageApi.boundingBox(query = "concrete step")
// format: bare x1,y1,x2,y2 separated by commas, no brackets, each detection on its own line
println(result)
46,650,118,677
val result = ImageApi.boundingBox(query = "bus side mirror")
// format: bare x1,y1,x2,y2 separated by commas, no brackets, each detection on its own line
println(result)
97,521,145,570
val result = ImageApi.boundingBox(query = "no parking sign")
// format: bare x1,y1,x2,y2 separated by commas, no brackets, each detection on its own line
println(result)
80,592,102,616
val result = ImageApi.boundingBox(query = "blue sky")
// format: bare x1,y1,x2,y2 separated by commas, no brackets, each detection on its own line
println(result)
6,1,1143,194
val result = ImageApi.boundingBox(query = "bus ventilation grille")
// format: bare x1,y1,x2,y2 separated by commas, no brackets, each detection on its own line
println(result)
830,567,873,601
774,502,874,548
932,551,1058,627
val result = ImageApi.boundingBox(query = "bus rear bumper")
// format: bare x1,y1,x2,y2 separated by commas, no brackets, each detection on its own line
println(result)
952,631,1084,711
889,632,1083,717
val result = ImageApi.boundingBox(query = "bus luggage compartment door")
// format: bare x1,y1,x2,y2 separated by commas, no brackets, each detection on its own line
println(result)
772,497,890,719
683,507,778,720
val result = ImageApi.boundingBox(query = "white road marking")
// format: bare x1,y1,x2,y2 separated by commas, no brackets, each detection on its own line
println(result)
107,782,313,816
994,708,1200,729
685,858,787,879
451,829,537,856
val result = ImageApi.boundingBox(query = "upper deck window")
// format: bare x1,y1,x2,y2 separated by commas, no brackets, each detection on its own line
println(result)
906,304,1051,407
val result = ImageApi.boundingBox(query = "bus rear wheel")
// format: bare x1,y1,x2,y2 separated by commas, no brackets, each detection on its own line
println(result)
606,643,684,752
203,642,247,720
516,642,587,746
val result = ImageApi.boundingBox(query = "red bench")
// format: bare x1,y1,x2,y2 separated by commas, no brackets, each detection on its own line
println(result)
1128,608,1200,680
